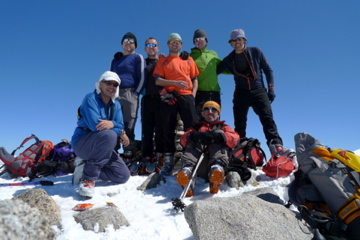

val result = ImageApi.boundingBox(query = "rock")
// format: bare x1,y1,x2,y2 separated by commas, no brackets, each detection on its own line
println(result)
74,206,129,232
0,199,56,240
137,172,166,191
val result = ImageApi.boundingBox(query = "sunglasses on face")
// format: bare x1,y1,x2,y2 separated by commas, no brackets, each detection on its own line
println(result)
195,37,206,42
231,38,243,42
203,107,218,112
102,81,119,87
168,40,182,44
145,43,157,47
123,38,135,44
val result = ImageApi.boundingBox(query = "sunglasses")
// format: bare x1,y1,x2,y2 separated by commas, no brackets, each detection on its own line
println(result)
203,107,218,112
102,81,119,87
230,38,243,42
195,37,206,42
168,40,182,44
123,38,135,44
145,43,157,47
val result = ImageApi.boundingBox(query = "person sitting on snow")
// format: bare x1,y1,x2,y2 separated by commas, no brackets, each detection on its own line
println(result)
177,101,240,196
71,71,130,198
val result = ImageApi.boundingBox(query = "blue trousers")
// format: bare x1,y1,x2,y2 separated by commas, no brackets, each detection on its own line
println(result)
74,130,130,183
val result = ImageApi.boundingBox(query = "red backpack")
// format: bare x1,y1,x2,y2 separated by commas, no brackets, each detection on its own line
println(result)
262,150,297,178
229,138,266,170
0,134,54,177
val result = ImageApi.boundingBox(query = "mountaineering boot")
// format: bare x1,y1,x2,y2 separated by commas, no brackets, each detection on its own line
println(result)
155,152,164,173
72,156,85,185
79,179,95,198
209,160,225,194
177,162,195,197
160,153,174,176
268,139,283,155
145,156,157,174
129,160,140,175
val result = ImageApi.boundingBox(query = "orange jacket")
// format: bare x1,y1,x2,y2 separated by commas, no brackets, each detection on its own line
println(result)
180,120,239,148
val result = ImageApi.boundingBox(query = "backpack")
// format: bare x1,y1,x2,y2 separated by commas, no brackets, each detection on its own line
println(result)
29,140,76,179
0,134,54,177
290,132,360,240
262,149,297,178
229,137,266,170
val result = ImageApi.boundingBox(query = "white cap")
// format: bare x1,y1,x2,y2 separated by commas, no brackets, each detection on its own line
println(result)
95,71,121,100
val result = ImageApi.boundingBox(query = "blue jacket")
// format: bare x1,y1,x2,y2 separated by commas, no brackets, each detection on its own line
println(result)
217,46,274,91
110,53,146,95
71,91,125,147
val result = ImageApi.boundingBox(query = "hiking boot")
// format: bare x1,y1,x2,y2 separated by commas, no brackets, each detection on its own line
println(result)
79,179,95,198
209,163,225,194
72,157,85,185
275,145,283,153
156,155,164,173
177,163,195,197
129,161,140,175
160,153,174,176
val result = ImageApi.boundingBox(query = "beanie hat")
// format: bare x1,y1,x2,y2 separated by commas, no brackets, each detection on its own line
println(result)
121,32,137,48
193,29,208,43
229,29,247,43
168,33,182,42
202,101,221,113
96,71,121,101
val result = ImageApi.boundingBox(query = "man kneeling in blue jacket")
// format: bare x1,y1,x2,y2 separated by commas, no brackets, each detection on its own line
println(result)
71,71,130,198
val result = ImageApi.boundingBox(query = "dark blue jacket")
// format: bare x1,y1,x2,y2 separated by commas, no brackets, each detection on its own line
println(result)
217,46,274,91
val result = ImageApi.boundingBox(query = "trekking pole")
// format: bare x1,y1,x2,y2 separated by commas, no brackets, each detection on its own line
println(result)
0,180,54,187
172,149,206,212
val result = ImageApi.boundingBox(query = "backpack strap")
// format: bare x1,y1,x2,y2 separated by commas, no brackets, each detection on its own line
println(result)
11,134,40,156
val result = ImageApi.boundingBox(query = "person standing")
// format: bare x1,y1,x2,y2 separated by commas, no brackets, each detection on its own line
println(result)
190,29,222,121
217,29,283,154
178,101,239,196
71,71,130,198
110,32,146,159
153,33,199,176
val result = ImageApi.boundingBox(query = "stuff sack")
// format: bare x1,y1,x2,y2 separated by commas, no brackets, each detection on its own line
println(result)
262,149,297,178
0,134,54,177
29,140,76,179
291,132,360,240
229,137,266,170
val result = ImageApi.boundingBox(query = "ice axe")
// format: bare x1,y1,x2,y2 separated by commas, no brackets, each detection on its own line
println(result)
0,180,54,187
172,151,205,213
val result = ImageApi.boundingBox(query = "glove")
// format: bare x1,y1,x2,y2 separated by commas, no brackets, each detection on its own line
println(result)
179,51,189,60
267,89,276,103
189,131,202,143
199,131,214,145
211,131,226,144
113,52,123,60
159,89,179,105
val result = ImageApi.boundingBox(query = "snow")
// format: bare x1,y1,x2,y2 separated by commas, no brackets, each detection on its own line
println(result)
1,149,360,240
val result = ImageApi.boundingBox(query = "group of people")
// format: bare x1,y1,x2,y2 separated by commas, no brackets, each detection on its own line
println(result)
71,29,283,198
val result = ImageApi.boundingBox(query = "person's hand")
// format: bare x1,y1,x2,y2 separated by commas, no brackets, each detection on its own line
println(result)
113,52,123,60
159,89,179,105
211,131,226,144
158,53,165,59
199,131,214,145
120,133,130,147
96,119,114,131
188,131,202,143
267,89,276,103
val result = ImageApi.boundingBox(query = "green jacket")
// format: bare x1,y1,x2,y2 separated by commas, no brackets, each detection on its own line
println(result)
190,47,221,92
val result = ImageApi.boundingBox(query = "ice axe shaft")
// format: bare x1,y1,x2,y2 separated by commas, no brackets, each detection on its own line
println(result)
0,180,54,187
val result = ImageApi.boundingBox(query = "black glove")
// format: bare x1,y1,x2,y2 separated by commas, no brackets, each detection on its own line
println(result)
211,131,226,144
199,131,214,145
189,131,202,143
113,52,123,60
159,89,179,105
179,51,189,60
267,89,276,103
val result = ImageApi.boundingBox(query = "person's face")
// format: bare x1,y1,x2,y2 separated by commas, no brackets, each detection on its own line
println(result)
194,37,207,50
201,107,220,122
230,38,245,50
144,39,159,57
100,80,118,99
122,38,136,53
167,38,182,53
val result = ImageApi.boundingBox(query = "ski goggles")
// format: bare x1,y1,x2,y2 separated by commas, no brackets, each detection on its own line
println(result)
203,107,219,112
145,43,157,47
194,37,206,42
102,81,119,87
123,38,135,44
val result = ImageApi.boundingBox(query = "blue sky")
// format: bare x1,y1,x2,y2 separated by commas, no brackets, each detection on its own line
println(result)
1,0,359,157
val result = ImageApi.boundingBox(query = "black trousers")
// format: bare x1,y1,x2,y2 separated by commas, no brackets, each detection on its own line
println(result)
195,91,221,122
141,95,163,157
160,94,196,153
233,88,282,146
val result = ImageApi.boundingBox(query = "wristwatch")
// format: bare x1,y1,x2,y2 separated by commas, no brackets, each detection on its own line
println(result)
120,129,126,136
